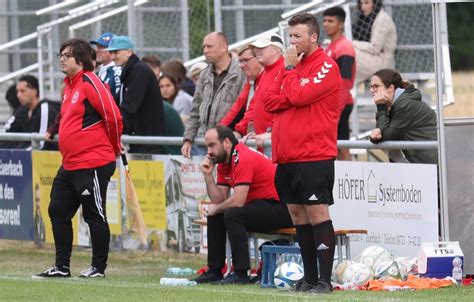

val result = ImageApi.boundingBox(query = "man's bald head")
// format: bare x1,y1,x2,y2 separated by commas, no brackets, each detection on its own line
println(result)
202,32,230,64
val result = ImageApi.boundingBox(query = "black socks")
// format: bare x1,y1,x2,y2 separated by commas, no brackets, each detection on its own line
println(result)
313,220,335,284
295,224,318,285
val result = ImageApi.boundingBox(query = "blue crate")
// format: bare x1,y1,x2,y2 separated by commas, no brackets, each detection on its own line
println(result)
261,245,301,288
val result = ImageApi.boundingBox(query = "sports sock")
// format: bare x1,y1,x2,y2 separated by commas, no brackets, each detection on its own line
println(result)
295,224,318,285
312,220,335,284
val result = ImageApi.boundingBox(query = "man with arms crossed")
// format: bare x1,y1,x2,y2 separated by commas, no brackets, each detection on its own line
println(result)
194,125,293,284
264,13,341,293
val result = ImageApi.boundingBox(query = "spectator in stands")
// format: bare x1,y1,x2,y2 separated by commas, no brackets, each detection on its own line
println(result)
0,83,29,149
159,73,193,119
181,32,246,158
244,33,286,149
352,0,397,83
161,59,196,96
264,13,340,293
106,35,166,154
323,7,356,161
142,55,162,79
37,38,122,279
369,69,438,164
187,62,208,86
0,76,60,150
161,101,185,155
219,44,263,137
90,32,121,101
194,126,293,284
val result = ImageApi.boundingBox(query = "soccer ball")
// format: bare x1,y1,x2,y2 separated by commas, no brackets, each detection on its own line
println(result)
342,262,373,286
374,259,402,280
334,260,352,284
273,262,304,290
359,246,392,270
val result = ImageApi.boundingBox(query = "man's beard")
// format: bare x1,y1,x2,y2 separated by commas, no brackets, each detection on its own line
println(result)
214,148,227,163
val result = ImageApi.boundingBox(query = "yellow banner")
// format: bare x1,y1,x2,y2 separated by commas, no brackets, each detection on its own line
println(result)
128,160,165,230
31,151,122,246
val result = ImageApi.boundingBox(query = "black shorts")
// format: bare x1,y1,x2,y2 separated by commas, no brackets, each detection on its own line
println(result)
275,159,335,205
337,104,353,140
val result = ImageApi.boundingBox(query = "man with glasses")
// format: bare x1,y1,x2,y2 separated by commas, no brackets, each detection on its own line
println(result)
181,32,246,158
219,44,263,138
90,32,121,102
106,35,166,154
35,38,123,279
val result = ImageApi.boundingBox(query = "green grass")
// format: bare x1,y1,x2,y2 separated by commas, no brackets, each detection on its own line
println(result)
0,240,472,301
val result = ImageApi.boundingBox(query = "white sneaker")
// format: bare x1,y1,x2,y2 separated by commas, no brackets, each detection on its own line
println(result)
79,266,105,278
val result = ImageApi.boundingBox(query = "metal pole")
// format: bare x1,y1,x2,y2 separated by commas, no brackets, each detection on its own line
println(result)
9,0,21,72
180,0,190,61
235,0,245,41
432,1,449,241
47,30,55,98
127,0,136,42
37,31,44,100
214,0,222,32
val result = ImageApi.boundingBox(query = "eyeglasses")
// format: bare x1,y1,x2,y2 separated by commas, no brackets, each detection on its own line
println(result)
369,84,384,90
56,53,74,60
238,56,255,65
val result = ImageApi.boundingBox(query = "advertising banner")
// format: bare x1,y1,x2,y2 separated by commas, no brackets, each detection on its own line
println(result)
332,161,438,257
0,150,33,240
32,151,122,246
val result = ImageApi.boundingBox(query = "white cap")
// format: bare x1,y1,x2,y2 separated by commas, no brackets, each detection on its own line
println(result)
250,33,284,51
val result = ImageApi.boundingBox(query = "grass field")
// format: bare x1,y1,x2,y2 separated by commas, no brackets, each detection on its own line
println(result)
1,240,472,301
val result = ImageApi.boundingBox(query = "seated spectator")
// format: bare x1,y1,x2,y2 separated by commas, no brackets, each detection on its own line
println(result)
194,126,293,284
352,0,397,83
142,55,162,79
161,101,185,155
159,73,193,119
369,69,438,164
0,83,29,149
1,76,60,150
187,62,208,86
161,59,196,96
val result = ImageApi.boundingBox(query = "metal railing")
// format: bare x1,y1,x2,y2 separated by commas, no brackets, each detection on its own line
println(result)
0,132,438,151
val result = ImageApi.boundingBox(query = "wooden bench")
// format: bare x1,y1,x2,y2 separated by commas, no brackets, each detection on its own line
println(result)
193,219,367,275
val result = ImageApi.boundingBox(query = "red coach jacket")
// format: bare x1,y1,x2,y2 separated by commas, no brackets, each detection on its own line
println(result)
264,47,340,164
58,70,123,170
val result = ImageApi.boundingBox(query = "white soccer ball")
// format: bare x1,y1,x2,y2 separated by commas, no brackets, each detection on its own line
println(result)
334,260,352,284
359,246,392,271
342,262,373,286
374,259,402,280
273,262,304,290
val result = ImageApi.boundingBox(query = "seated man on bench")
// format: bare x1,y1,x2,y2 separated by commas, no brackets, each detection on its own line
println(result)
195,125,293,284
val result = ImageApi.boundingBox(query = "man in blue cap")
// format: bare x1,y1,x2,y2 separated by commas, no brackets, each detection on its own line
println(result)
90,32,121,101
106,35,166,154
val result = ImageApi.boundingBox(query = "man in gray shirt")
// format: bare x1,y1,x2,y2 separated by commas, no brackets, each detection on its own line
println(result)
181,32,245,157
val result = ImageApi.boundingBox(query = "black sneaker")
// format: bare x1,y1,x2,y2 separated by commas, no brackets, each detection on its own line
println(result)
79,266,105,278
192,270,223,284
307,280,333,294
213,273,249,285
290,280,316,292
33,265,71,278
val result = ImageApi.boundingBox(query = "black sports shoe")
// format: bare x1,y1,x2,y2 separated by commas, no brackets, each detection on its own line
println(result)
192,270,223,284
290,280,316,292
307,280,333,294
213,273,249,285
33,265,71,278
79,266,105,278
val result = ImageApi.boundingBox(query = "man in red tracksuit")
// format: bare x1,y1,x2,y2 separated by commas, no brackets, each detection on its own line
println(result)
264,13,340,293
35,39,123,279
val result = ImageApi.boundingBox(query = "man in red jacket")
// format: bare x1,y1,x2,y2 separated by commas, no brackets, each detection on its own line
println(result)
35,39,123,279
264,13,341,293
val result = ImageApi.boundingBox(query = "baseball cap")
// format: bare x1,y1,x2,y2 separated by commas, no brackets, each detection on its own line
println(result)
250,33,284,50
105,35,135,51
90,32,114,47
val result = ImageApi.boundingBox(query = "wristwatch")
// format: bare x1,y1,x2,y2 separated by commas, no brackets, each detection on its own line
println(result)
285,65,295,70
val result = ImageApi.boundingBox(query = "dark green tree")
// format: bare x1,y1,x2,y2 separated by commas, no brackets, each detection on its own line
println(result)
447,3,474,70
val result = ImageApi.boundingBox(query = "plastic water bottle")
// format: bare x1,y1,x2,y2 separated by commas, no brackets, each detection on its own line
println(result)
452,256,463,285
159,277,197,286
166,267,196,275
